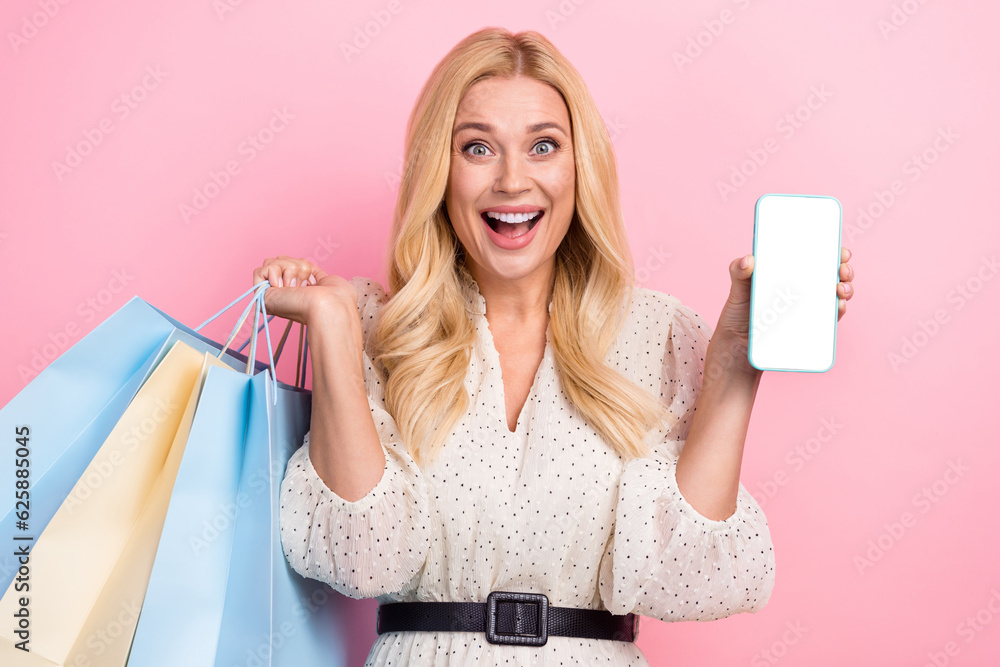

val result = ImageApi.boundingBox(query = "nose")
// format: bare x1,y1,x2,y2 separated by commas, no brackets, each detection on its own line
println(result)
493,154,529,195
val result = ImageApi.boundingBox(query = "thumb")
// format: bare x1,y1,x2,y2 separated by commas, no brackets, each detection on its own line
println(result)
728,254,754,303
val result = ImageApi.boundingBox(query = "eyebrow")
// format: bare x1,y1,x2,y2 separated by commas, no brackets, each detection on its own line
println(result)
453,121,568,135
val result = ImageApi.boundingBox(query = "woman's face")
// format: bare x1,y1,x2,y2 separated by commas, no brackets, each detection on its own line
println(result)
445,75,575,291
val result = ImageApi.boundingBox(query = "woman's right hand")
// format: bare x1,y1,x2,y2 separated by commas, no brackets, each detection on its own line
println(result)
251,255,359,326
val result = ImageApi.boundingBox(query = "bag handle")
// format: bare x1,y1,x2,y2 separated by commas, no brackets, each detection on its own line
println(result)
195,282,280,403
234,313,309,391
195,283,267,358
295,322,310,390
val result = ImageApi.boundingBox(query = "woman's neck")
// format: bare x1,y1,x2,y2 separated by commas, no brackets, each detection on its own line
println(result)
467,261,554,324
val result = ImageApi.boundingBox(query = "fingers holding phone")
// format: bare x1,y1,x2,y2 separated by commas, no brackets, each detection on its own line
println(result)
837,247,855,319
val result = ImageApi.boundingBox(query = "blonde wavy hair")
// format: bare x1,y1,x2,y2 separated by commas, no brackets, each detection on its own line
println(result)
374,27,669,466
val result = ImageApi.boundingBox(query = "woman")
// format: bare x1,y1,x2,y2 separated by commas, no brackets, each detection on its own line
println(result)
255,27,855,665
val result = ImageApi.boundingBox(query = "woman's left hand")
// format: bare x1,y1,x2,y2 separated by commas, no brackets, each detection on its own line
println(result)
712,247,855,374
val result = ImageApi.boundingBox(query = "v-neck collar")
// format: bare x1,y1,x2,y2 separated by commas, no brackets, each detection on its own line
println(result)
479,313,551,436
458,268,553,436
457,265,487,316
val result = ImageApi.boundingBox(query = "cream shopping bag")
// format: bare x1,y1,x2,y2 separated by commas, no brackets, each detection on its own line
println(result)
0,341,231,666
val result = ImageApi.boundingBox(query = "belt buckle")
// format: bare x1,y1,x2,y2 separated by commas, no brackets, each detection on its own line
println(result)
485,591,549,646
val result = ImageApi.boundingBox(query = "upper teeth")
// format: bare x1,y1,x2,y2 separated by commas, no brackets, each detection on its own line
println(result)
486,211,541,224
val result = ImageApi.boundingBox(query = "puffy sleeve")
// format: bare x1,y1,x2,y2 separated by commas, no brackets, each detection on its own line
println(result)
598,298,776,621
278,277,431,599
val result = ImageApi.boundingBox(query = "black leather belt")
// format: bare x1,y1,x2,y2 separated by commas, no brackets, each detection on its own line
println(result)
376,591,638,646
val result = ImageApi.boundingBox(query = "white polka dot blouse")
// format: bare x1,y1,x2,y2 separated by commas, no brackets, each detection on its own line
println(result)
278,272,776,665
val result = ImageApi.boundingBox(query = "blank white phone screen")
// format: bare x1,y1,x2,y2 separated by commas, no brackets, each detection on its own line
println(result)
749,194,842,372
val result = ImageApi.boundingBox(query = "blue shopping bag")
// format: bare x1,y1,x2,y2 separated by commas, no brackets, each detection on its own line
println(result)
0,291,268,592
0,299,175,590
0,280,286,595
212,372,344,667
129,284,344,667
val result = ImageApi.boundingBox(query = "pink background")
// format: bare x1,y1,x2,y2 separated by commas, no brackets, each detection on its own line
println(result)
3,0,999,664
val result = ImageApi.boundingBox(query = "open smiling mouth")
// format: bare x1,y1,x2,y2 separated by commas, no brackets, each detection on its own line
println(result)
481,210,544,239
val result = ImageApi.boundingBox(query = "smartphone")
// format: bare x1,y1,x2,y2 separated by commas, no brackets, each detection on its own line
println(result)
748,193,842,373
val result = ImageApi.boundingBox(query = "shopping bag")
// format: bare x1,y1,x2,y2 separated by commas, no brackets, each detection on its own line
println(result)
0,290,269,591
0,299,182,591
212,371,343,667
65,349,237,667
128,284,293,666
0,340,211,665
129,291,344,667
126,363,256,667
0,287,278,667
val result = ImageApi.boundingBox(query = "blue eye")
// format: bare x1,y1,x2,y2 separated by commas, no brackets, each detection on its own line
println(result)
533,140,559,155
462,142,491,157
461,139,561,157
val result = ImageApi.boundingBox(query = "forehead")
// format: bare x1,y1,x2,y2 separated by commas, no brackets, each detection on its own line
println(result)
454,76,570,130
